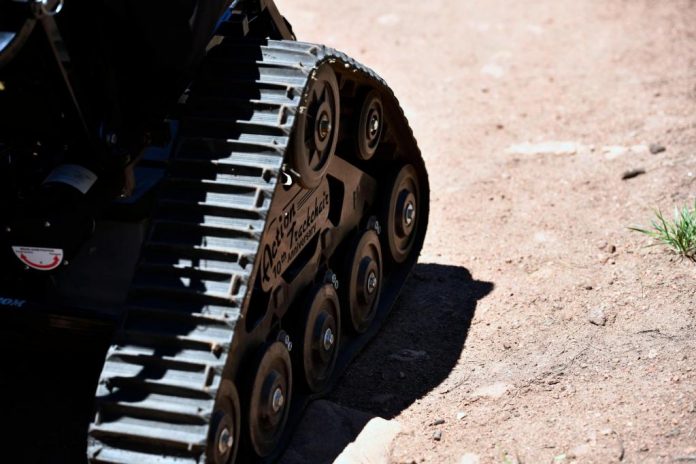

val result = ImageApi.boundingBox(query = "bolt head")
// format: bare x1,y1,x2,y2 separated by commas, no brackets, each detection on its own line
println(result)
318,113,331,140
218,427,234,455
369,114,380,136
404,202,415,226
323,328,335,351
271,388,284,413
367,271,378,294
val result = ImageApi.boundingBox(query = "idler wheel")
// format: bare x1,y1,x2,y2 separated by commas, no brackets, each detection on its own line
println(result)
208,380,241,464
295,282,341,393
356,90,384,160
382,164,420,263
341,229,383,334
292,64,340,189
248,341,292,457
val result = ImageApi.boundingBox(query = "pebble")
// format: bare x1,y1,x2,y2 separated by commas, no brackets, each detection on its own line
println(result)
459,453,481,464
649,143,666,154
456,411,467,420
430,419,445,426
432,430,442,441
621,168,646,180
389,349,429,362
588,306,607,326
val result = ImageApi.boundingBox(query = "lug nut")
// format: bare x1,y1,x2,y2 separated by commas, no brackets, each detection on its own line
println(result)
367,271,378,294
271,387,284,413
218,427,234,455
318,113,331,140
404,202,415,226
323,328,335,351
370,114,380,137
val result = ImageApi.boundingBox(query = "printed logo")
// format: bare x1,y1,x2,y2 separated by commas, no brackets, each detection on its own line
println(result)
0,297,26,308
260,185,330,291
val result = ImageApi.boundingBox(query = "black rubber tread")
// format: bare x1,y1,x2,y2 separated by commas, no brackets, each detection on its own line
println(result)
88,35,428,464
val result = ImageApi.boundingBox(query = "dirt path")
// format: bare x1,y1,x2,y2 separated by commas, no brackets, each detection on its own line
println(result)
278,0,696,462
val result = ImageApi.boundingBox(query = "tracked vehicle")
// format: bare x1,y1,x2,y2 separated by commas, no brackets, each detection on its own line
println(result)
0,0,428,462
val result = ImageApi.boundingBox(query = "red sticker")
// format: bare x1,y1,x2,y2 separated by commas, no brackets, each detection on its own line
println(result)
12,246,64,271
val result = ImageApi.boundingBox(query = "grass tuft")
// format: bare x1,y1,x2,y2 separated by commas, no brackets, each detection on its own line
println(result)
630,199,696,260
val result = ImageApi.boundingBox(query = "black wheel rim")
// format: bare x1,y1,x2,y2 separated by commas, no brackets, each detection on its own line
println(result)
292,64,340,189
301,283,341,392
342,229,383,333
357,90,383,160
384,164,420,263
208,380,241,464
248,341,292,457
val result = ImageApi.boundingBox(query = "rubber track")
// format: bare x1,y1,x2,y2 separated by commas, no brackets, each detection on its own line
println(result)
87,39,426,463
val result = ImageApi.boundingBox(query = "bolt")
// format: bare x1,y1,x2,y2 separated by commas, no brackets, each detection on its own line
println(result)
369,114,380,137
404,202,415,226
218,427,234,455
318,113,331,140
271,387,284,413
323,328,335,351
367,271,378,294
373,220,382,235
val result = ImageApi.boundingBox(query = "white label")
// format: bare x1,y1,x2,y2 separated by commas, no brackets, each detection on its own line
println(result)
12,246,64,271
43,164,98,194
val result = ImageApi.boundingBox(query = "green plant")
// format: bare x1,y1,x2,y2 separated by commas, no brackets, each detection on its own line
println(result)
630,200,696,260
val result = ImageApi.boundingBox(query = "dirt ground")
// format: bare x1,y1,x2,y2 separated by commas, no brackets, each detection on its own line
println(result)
278,0,696,462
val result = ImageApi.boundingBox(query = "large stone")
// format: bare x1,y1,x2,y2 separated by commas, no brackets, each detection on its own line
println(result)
280,400,374,464
333,417,402,464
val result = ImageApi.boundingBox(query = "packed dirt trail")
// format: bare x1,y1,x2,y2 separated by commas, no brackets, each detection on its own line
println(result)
277,0,696,463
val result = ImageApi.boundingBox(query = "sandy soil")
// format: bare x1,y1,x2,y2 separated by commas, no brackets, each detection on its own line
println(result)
277,0,696,462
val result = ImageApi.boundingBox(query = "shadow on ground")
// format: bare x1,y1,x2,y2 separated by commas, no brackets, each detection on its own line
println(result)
331,263,493,417
281,263,493,463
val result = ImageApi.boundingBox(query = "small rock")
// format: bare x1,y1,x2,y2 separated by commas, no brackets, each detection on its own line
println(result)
432,430,442,441
505,141,581,156
598,240,608,250
673,455,696,462
333,416,402,464
430,419,445,426
459,453,480,464
608,244,616,254
621,168,646,180
503,342,512,350
639,444,649,452
600,427,614,436
588,306,607,326
456,411,467,421
472,382,510,398
399,371,406,379
389,349,429,362
649,143,666,154
567,443,591,458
